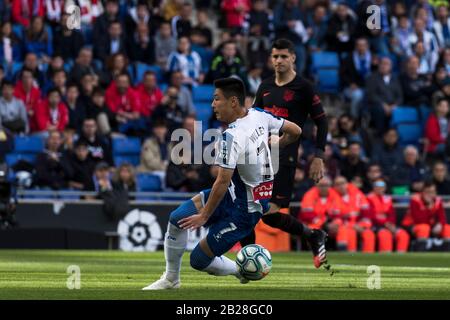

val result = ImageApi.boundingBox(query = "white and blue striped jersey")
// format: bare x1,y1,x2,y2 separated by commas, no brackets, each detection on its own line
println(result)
215,108,285,213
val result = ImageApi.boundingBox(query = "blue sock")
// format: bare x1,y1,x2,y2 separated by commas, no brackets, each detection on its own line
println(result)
169,199,198,228
190,244,214,270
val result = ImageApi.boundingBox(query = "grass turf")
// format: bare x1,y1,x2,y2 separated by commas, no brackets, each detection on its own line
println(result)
0,250,449,300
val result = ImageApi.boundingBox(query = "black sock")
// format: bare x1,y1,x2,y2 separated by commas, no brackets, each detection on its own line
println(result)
240,230,256,247
262,213,312,238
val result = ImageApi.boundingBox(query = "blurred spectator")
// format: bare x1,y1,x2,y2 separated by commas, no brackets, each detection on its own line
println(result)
62,139,96,191
400,55,434,107
0,0,12,23
69,47,100,86
243,0,273,66
402,181,450,251
77,118,113,166
167,36,203,85
154,21,177,69
367,178,410,252
433,4,450,49
135,71,163,118
94,20,127,62
246,64,263,96
112,162,136,193
424,97,449,159
44,0,63,27
138,120,172,173
13,68,41,132
433,76,450,106
366,56,403,134
65,83,86,133
291,166,314,201
45,55,64,83
124,0,159,37
17,52,45,87
171,1,192,39
162,0,183,22
325,2,356,55
91,161,113,193
0,21,23,64
169,70,195,115
221,0,250,33
341,37,375,119
340,141,368,182
430,161,450,195
328,176,374,252
410,0,435,31
88,87,116,136
92,0,121,48
76,0,104,32
273,0,308,74
371,128,404,177
390,145,426,193
152,86,186,133
105,73,145,136
53,12,85,61
104,53,129,85
12,0,45,28
298,175,340,230
336,113,367,152
305,4,328,53
127,22,155,65
413,41,434,76
192,9,213,48
392,14,412,58
407,18,439,72
35,88,68,133
0,80,28,134
45,68,67,96
77,73,95,114
35,130,68,190
362,163,384,193
24,16,52,62
208,41,245,82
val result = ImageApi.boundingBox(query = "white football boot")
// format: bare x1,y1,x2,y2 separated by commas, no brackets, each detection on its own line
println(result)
142,273,181,290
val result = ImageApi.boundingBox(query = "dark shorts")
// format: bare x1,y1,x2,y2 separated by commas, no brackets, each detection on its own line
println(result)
200,189,262,256
270,165,296,208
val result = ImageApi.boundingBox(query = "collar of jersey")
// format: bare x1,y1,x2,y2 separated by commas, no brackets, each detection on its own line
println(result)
228,109,250,128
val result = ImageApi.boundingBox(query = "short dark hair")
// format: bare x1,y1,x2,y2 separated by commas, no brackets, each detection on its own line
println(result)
214,77,246,106
1,79,14,89
271,38,295,54
47,88,61,97
423,180,436,190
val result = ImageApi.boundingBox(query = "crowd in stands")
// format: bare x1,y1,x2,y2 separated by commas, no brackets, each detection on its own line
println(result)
0,0,449,251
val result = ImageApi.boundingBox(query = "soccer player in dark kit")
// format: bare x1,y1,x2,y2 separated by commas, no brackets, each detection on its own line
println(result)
240,38,329,269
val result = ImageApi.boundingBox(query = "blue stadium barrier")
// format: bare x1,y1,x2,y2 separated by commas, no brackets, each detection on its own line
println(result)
112,137,141,155
192,85,215,102
14,136,45,153
136,173,162,192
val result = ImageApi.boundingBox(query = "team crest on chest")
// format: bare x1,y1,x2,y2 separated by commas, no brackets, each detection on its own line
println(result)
283,89,295,102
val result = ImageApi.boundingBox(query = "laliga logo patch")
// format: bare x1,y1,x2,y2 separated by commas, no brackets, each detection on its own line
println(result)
117,209,162,251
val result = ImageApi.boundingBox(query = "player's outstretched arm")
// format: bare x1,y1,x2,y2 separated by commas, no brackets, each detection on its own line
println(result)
179,166,234,230
278,119,302,148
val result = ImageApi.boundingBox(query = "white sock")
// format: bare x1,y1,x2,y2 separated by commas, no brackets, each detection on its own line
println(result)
203,255,239,276
164,223,187,282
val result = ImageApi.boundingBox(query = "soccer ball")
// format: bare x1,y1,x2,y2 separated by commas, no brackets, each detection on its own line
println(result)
236,244,272,281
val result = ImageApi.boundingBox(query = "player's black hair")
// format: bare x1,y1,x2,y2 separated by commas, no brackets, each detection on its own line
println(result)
271,38,295,54
214,77,246,106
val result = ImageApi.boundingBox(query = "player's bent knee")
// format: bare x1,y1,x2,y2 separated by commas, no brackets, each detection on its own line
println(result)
169,199,198,227
190,244,214,271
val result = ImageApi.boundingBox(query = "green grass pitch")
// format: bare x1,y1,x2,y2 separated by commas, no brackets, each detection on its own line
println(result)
0,250,449,300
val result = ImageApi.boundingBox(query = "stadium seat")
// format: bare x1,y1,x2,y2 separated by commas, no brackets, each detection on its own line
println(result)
390,107,419,127
128,63,163,85
192,85,215,102
112,137,141,155
136,173,162,192
397,123,423,146
311,51,339,71
195,102,213,125
316,69,340,94
113,155,140,167
14,136,44,153
5,153,37,167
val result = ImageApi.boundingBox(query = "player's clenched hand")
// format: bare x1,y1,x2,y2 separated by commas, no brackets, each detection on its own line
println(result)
309,157,325,184
179,213,208,230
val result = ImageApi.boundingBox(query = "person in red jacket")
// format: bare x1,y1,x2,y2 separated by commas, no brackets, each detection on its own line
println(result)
135,71,163,118
105,72,146,136
367,178,410,252
13,68,41,132
330,176,375,252
402,181,450,251
424,97,449,158
35,88,68,133
221,0,250,32
299,176,340,230
12,0,45,28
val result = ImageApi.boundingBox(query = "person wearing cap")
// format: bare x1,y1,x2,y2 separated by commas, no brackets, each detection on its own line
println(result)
367,178,410,252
